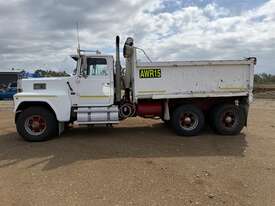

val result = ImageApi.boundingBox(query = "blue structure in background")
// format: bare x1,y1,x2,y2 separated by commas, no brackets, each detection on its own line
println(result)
0,70,41,100
0,86,17,100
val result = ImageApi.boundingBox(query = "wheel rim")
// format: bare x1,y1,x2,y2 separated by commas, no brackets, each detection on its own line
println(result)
179,112,199,131
24,115,47,136
221,111,236,128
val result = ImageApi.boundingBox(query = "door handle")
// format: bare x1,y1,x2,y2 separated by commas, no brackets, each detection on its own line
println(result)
103,82,110,86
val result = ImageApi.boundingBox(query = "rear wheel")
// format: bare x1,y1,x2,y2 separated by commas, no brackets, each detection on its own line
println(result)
16,107,58,142
212,104,245,135
171,105,205,136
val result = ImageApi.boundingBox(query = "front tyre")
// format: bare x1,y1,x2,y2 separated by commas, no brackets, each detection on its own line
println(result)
171,105,205,136
16,106,58,142
213,104,245,135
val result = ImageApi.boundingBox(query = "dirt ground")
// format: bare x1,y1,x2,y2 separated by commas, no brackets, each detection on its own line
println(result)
0,99,275,206
254,84,275,99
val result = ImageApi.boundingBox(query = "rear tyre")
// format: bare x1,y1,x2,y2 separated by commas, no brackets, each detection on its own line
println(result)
171,105,205,136
213,104,245,135
16,106,58,142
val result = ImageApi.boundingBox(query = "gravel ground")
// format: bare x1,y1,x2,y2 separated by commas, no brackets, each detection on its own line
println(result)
0,99,275,206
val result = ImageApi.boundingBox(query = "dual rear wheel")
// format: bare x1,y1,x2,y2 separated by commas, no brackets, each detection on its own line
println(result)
210,104,246,135
170,104,246,136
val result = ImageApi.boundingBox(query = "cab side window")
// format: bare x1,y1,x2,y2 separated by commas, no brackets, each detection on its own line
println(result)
87,58,108,76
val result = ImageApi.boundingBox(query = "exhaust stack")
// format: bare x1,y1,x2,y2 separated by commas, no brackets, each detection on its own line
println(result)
123,37,134,92
115,36,122,102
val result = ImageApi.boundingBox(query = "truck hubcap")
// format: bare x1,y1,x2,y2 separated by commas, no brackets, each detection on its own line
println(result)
24,115,47,136
222,112,235,128
180,112,199,131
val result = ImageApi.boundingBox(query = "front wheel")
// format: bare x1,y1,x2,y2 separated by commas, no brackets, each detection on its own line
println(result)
171,105,205,136
16,106,58,142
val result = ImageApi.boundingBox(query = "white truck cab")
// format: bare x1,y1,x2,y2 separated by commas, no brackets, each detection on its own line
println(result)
14,36,256,141
70,55,115,107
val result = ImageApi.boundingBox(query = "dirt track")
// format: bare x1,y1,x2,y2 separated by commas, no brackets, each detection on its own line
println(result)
0,99,275,206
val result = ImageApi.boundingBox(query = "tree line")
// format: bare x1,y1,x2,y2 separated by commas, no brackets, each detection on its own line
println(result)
34,69,70,77
254,73,275,84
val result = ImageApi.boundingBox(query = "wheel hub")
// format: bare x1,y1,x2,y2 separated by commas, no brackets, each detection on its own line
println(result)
25,115,47,136
183,117,192,124
180,112,199,131
225,116,233,124
222,112,236,128
31,120,40,129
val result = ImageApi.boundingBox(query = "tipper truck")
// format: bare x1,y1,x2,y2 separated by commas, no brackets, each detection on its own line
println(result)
13,36,256,141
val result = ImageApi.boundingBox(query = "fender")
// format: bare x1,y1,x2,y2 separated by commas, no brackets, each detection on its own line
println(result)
14,92,72,122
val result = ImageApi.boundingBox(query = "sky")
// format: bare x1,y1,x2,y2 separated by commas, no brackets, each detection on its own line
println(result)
0,0,274,74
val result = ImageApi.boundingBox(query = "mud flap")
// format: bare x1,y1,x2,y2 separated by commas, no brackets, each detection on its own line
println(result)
58,122,65,136
163,100,170,121
243,104,249,127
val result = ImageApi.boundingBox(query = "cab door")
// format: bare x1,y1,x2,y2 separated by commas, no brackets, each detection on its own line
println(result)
77,56,114,106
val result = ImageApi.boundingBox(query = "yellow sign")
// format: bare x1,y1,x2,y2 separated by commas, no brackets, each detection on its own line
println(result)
139,69,161,78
